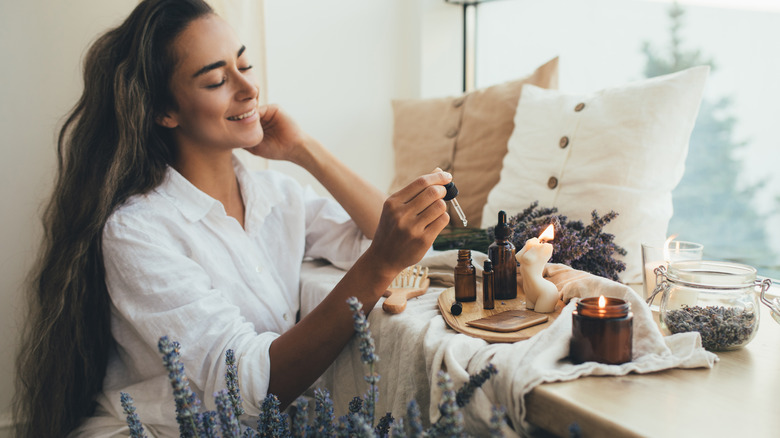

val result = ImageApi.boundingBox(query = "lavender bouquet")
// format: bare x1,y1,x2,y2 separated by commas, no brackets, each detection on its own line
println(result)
120,298,505,437
435,201,627,281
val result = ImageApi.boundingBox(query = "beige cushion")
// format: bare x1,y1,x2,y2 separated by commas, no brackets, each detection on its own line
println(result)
389,57,559,227
482,66,710,283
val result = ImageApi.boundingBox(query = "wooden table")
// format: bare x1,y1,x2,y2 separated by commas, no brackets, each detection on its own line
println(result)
525,283,780,438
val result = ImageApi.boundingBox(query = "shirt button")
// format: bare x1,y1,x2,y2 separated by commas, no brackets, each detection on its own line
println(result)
574,102,586,112
255,265,263,273
445,128,459,138
283,313,289,321
559,136,569,149
548,176,559,189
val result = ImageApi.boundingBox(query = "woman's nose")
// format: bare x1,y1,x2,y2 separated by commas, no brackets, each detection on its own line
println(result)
235,73,258,101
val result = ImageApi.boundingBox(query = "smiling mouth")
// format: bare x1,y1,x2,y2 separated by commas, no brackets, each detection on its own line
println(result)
227,108,257,121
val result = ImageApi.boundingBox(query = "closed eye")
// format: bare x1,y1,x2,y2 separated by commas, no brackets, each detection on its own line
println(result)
206,78,226,89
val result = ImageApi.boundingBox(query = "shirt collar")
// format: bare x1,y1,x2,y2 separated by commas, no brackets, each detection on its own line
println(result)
157,154,284,225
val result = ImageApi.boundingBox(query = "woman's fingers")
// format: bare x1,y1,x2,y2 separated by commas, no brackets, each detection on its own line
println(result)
369,170,454,272
417,197,449,228
393,170,451,205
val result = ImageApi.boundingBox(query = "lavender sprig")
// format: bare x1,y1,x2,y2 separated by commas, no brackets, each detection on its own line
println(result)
158,336,201,437
405,400,424,438
199,410,219,438
335,415,350,437
243,428,259,438
430,370,465,437
348,412,375,438
361,379,380,429
257,393,290,438
119,392,148,438
291,397,309,438
390,417,407,438
375,412,394,437
225,349,245,417
455,363,498,407
348,396,364,415
347,297,379,364
215,389,241,438
313,387,335,437
347,297,380,426
488,405,507,438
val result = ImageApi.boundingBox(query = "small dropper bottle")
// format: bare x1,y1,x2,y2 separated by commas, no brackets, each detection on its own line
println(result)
443,182,467,227
483,259,495,310
454,249,476,302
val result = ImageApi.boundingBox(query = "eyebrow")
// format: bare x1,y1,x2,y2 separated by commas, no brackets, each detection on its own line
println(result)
192,45,247,78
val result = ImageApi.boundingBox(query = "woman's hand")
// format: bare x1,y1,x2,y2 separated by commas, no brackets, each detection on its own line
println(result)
366,169,452,277
244,104,309,164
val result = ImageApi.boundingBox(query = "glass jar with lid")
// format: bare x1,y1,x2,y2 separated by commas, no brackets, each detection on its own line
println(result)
647,260,770,351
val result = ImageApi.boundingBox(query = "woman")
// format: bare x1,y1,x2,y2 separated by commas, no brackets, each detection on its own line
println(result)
14,1,450,436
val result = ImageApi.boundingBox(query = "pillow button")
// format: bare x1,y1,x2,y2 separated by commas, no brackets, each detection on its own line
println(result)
453,97,466,108
547,176,559,189
445,128,459,138
574,102,586,112
559,136,569,149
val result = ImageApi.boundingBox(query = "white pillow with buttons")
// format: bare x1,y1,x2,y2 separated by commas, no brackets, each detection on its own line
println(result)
481,66,710,283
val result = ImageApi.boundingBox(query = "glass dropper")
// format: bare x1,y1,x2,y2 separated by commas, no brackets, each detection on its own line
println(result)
443,182,468,227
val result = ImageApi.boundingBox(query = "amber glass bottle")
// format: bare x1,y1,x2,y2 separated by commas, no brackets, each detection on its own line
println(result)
488,210,517,300
454,249,476,302
482,259,495,310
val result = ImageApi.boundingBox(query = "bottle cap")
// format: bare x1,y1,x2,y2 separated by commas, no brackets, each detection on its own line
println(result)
443,181,458,201
495,210,511,239
484,259,493,272
450,302,463,316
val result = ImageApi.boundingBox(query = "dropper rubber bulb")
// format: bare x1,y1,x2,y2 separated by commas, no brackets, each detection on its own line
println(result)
443,182,468,227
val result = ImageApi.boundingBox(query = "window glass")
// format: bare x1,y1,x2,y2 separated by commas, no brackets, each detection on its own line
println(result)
477,0,780,279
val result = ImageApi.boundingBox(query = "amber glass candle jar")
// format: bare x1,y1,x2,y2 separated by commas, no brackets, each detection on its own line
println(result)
570,296,633,365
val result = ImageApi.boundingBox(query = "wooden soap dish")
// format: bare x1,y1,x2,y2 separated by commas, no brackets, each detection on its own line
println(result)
437,284,563,343
382,265,430,314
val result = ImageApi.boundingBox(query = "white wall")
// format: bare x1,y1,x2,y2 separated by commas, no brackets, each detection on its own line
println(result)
263,0,461,195
0,1,140,433
0,0,461,433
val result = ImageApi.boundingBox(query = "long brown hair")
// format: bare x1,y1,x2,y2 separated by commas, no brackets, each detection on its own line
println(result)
14,1,213,436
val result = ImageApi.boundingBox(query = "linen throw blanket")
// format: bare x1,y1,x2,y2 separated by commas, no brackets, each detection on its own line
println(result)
304,250,717,437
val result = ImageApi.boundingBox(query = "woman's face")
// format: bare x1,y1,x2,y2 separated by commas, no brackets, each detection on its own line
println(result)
160,15,263,154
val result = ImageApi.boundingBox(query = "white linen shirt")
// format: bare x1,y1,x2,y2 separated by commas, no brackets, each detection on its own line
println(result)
78,157,370,437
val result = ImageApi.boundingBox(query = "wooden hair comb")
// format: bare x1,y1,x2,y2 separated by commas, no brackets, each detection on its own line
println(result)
382,265,430,314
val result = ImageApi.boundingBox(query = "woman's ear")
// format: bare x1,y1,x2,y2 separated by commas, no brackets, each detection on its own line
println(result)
156,113,178,129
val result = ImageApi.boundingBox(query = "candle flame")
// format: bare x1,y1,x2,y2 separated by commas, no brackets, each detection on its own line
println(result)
598,295,606,308
539,224,555,242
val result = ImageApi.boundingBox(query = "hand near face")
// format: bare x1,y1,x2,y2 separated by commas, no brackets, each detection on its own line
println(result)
368,170,452,276
244,104,308,163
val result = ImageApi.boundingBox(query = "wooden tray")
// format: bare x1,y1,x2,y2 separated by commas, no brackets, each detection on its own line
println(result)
437,284,564,343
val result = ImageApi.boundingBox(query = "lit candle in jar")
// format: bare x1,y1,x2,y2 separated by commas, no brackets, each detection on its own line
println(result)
517,224,559,313
570,295,633,365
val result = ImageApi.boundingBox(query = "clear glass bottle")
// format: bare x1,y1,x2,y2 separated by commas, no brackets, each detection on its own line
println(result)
454,249,476,302
488,210,517,300
654,260,762,351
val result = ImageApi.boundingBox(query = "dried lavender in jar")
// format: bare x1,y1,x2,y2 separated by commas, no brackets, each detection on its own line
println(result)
664,305,756,351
